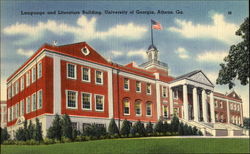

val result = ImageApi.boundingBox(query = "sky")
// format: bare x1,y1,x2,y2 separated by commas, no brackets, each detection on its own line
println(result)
1,0,249,117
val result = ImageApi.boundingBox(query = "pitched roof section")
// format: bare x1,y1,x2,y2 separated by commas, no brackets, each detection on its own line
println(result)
170,70,214,87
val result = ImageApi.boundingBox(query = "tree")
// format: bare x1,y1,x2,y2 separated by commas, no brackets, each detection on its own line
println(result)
163,122,170,133
1,127,10,143
47,114,62,140
243,118,250,129
216,17,249,89
183,124,188,135
187,126,193,135
15,127,26,141
120,119,131,137
154,120,164,133
24,120,29,141
108,118,119,135
171,116,180,132
178,122,184,135
27,120,35,140
34,118,43,142
192,126,198,135
61,114,73,139
145,122,154,135
132,120,146,136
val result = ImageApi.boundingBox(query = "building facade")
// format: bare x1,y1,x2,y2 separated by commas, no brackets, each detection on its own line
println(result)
6,42,244,137
0,101,7,128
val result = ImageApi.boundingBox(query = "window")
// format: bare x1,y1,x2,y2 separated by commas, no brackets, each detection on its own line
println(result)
123,99,130,115
95,71,103,84
10,107,12,121
173,90,178,99
72,122,78,130
16,103,20,117
82,68,90,82
82,93,91,110
26,96,31,113
163,106,168,117
32,93,37,111
20,100,24,116
37,90,43,109
15,81,19,94
95,95,104,111
135,100,141,116
32,67,36,83
124,78,129,90
20,77,24,91
8,87,11,99
66,90,78,109
136,81,141,92
230,103,233,110
13,105,16,120
214,100,218,108
234,104,236,111
215,113,219,122
37,62,42,79
146,83,151,95
82,123,91,131
67,63,76,79
146,102,152,116
237,105,240,111
162,87,167,97
12,85,15,97
26,71,30,87
220,102,223,109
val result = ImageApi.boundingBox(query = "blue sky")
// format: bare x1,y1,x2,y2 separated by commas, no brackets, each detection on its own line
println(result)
1,0,249,117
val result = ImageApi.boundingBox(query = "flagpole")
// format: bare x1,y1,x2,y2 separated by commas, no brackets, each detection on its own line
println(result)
151,20,153,46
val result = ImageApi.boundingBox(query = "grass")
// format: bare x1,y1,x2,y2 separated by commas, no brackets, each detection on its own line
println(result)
1,138,249,154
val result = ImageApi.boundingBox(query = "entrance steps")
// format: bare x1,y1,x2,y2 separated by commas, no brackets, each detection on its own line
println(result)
179,119,246,136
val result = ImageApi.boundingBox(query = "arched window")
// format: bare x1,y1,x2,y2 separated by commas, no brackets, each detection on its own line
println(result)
146,102,152,116
163,106,168,118
123,99,130,115
135,100,141,116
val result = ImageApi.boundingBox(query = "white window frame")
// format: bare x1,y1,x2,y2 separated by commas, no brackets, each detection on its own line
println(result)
95,70,103,85
123,99,130,115
163,105,168,118
82,67,91,82
220,102,223,109
162,86,167,98
8,108,10,122
67,63,77,80
37,90,43,109
136,81,141,93
37,62,42,79
7,86,11,100
17,103,20,117
95,94,104,112
124,78,130,90
32,92,37,112
66,90,78,109
146,103,152,116
12,84,15,97
15,81,19,95
26,96,31,113
20,100,24,116
81,92,92,110
32,66,36,83
135,100,141,116
20,76,24,91
146,83,151,95
26,71,30,87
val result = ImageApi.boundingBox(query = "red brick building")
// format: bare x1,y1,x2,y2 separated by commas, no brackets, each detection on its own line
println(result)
6,42,243,136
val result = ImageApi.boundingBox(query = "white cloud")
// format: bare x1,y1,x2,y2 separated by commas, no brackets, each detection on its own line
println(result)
175,47,189,59
206,71,218,84
109,49,147,60
17,48,34,57
3,16,147,45
196,50,228,63
168,13,240,44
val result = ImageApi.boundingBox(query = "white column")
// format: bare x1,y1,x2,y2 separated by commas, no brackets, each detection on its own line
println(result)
169,88,174,117
156,81,161,120
193,87,199,122
53,55,61,115
108,69,114,118
210,92,215,123
183,84,189,120
240,104,243,125
202,89,208,123
226,100,230,124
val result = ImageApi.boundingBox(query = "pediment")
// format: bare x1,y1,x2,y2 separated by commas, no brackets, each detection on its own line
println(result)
188,72,213,86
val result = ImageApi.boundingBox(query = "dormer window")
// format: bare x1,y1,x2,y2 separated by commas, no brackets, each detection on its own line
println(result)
81,47,90,56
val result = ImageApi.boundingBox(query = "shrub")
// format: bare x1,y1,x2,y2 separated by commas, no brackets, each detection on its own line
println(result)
1,127,10,144
183,124,189,135
198,130,203,136
145,122,153,135
34,118,43,142
47,114,62,140
61,114,73,140
192,126,198,135
163,122,170,133
83,123,106,138
3,140,16,145
108,118,119,135
26,139,39,145
120,119,131,137
171,116,180,133
132,121,146,136
61,137,72,143
154,120,164,133
178,122,184,135
15,127,26,141
27,121,35,140
43,138,55,145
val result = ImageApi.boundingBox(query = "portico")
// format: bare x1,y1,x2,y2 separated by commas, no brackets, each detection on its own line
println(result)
169,70,215,123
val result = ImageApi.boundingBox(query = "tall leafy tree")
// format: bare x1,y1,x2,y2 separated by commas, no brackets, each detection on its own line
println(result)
120,119,131,137
171,115,180,132
34,118,43,142
27,120,35,140
47,114,62,140
217,17,249,88
61,114,73,139
108,118,119,135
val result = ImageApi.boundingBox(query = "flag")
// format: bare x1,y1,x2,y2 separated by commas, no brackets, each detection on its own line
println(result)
151,20,163,30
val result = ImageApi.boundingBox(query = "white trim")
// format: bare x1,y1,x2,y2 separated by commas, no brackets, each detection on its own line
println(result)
146,83,152,95
214,96,241,104
54,56,62,114
67,63,77,80
26,71,30,87
95,70,103,85
119,71,155,84
31,92,37,112
156,81,161,119
169,79,213,91
81,67,91,82
161,86,167,98
135,81,141,93
37,61,42,79
124,78,130,91
81,92,92,111
94,94,105,112
65,90,78,110
31,66,36,83
108,69,114,118
26,96,31,114
37,89,43,110
20,76,24,91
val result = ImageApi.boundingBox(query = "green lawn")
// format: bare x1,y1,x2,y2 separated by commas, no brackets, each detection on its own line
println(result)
1,138,249,154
